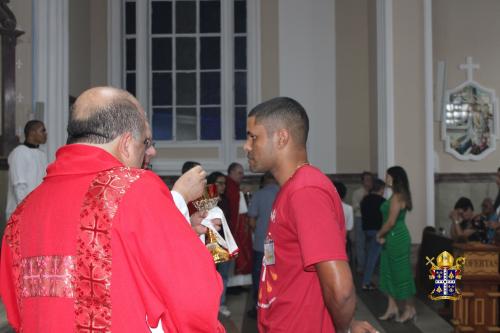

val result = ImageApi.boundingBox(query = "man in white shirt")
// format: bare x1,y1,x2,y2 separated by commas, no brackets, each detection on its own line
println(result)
334,181,354,232
6,120,48,219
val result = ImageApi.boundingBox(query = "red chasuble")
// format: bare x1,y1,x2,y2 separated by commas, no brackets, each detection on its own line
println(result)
0,145,224,333
225,177,252,275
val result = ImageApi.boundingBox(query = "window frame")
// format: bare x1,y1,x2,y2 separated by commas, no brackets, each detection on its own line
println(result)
108,0,261,174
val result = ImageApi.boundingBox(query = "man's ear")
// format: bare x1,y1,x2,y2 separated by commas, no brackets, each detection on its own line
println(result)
276,128,289,149
117,132,133,160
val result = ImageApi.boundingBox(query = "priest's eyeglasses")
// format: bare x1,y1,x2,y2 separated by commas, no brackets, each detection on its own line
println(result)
144,138,155,150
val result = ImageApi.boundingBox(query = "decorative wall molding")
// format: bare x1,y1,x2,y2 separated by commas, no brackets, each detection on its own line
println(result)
435,172,497,183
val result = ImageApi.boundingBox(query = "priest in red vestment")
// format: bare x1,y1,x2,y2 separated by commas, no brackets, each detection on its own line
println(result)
225,163,252,284
0,87,224,333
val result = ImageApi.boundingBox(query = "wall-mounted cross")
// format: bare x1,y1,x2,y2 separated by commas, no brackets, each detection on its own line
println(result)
459,56,479,82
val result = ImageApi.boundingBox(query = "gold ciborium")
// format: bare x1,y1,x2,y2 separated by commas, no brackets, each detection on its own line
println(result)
192,184,231,264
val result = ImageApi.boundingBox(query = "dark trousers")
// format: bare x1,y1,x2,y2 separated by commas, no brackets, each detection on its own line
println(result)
252,250,264,304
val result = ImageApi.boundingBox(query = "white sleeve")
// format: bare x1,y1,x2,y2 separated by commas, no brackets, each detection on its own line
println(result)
346,205,354,231
171,190,190,223
8,148,29,187
239,191,248,214
171,190,205,243
13,183,29,204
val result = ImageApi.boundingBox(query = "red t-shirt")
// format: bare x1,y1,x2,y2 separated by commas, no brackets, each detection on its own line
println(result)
257,165,347,333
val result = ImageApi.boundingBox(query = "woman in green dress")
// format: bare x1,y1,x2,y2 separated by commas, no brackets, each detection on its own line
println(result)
376,166,416,323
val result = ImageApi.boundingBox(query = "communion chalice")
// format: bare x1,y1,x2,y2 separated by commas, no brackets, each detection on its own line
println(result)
192,184,231,264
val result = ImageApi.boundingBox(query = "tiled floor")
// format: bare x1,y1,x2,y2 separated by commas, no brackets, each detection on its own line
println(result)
218,282,452,333
0,284,453,333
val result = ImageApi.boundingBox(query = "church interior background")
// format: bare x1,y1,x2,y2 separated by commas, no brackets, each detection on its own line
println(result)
0,0,499,332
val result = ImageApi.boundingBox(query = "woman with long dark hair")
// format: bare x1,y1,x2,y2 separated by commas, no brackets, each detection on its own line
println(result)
376,166,416,323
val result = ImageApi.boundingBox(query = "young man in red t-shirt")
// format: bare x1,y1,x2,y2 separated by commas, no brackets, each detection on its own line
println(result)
244,97,377,333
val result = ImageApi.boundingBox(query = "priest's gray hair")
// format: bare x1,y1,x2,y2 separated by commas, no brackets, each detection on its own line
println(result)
66,88,146,144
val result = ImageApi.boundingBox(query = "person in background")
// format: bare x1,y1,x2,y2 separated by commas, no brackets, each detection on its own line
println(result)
334,181,354,233
494,167,500,215
449,197,487,243
479,198,499,244
376,166,416,323
226,162,253,288
351,172,373,274
247,172,279,318
207,171,232,317
6,120,48,219
360,178,385,291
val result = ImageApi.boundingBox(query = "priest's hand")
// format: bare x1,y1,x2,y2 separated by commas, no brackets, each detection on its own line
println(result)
173,165,207,203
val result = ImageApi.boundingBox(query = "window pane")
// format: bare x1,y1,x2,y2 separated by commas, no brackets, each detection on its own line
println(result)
176,37,196,70
235,71,247,105
201,107,221,140
234,107,247,140
201,72,220,105
153,108,173,140
234,0,246,33
152,1,172,34
152,73,172,105
200,1,220,33
126,38,136,71
176,1,196,34
234,37,246,70
176,107,197,141
126,73,136,97
201,37,220,70
152,38,172,70
125,2,136,35
176,73,196,105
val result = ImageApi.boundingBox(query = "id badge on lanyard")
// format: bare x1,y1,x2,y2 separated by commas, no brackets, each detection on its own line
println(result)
264,234,275,265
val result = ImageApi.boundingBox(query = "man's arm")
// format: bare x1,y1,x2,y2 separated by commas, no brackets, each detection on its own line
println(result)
315,260,356,333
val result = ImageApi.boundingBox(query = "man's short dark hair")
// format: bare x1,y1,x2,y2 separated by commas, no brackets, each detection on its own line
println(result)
361,171,372,181
227,162,242,175
333,181,347,200
24,120,44,139
372,178,385,193
207,171,225,185
248,97,309,146
182,161,200,174
67,98,145,144
454,197,474,211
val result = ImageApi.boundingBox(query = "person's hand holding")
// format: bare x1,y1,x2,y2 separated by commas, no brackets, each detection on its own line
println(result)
350,320,379,333
173,165,207,203
190,211,208,235
449,209,462,223
190,212,222,236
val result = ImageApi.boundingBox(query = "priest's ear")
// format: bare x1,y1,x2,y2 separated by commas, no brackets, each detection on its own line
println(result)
116,131,134,161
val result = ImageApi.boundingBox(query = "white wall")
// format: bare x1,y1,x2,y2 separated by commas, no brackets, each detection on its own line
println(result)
278,0,337,173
